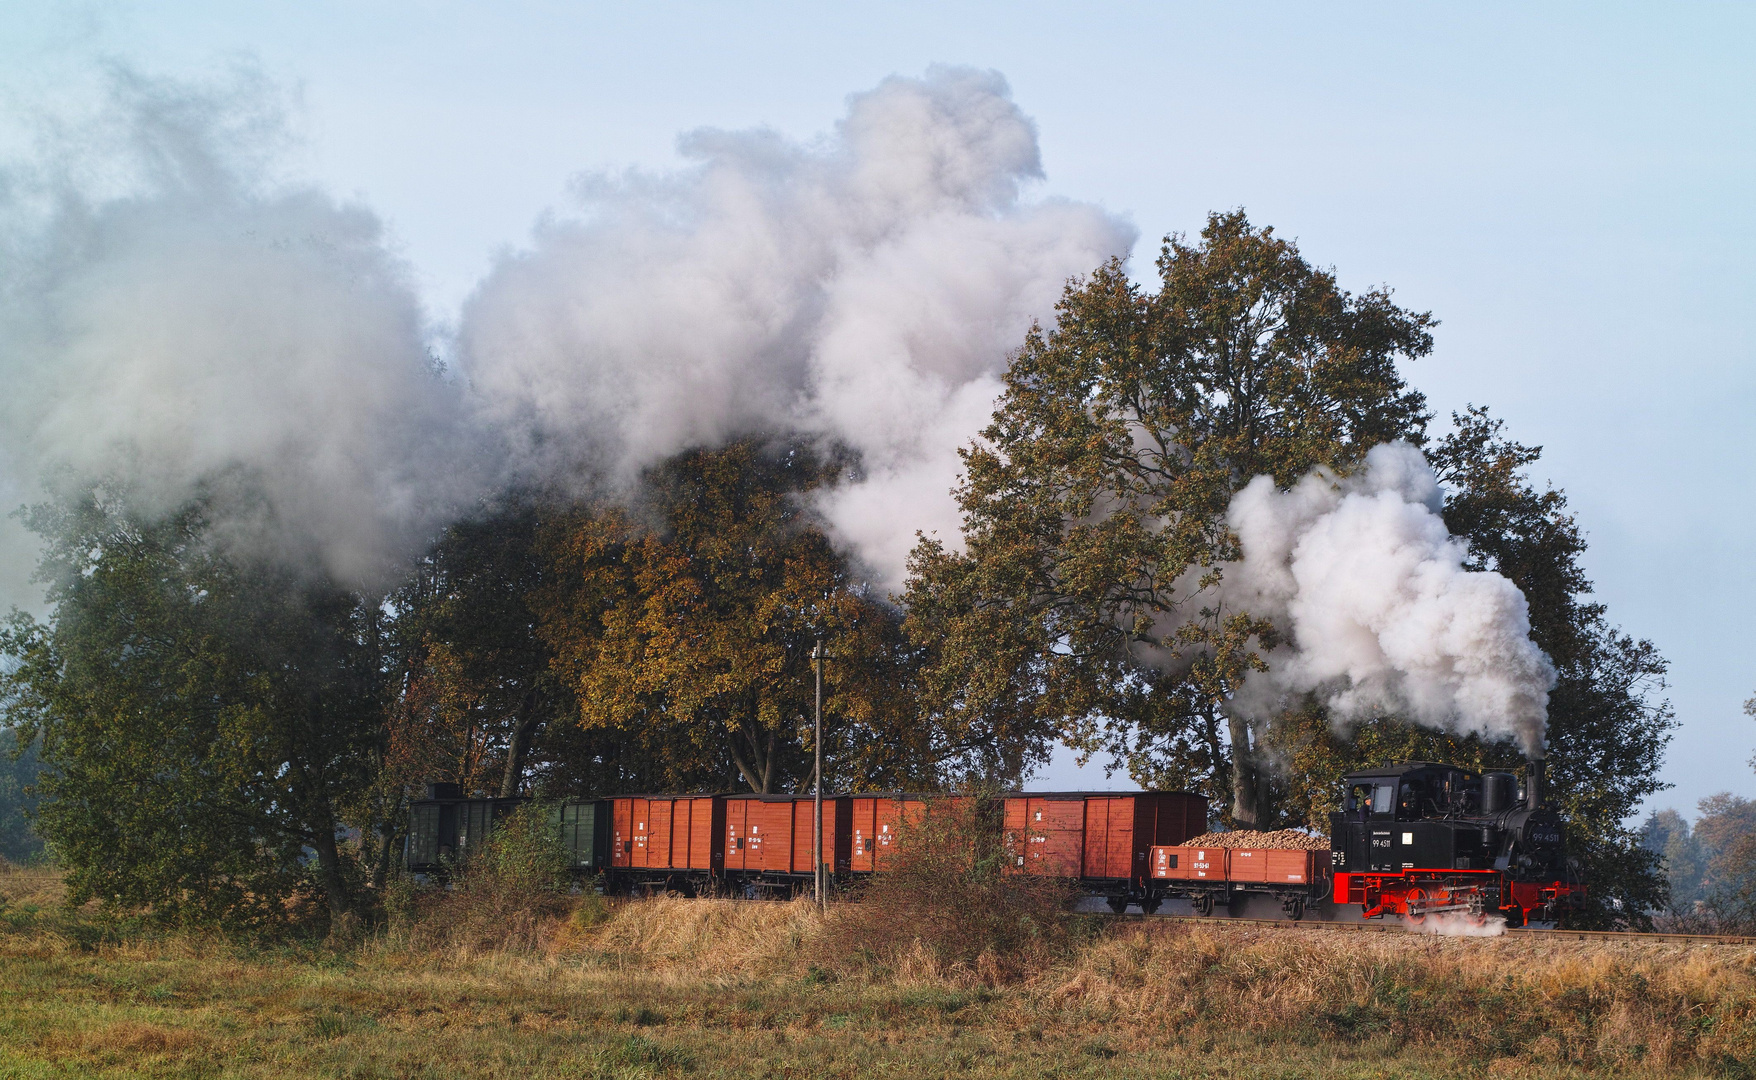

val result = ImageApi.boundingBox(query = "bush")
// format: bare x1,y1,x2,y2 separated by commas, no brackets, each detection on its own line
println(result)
817,791,1082,983
390,801,574,952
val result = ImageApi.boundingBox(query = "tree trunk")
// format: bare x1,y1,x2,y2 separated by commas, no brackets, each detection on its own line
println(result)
1226,709,1265,830
369,794,403,893
498,689,541,798
729,720,779,793
308,805,357,934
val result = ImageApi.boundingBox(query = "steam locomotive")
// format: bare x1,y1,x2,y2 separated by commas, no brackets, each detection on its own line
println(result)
1328,759,1581,926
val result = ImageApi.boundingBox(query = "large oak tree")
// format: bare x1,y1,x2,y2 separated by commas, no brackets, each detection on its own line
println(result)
904,211,1434,824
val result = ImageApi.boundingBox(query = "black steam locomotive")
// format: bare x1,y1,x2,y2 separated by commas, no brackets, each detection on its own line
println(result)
1330,759,1580,926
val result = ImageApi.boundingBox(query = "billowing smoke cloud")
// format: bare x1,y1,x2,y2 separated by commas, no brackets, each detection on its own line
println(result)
1224,443,1556,754
0,72,482,591
0,66,1128,606
458,66,1134,584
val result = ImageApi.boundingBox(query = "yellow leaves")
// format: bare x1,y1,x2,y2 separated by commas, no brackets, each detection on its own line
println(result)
530,440,918,791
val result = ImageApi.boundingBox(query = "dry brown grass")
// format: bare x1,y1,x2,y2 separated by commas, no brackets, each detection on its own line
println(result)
1030,923,1756,1070
575,895,823,974
0,860,68,909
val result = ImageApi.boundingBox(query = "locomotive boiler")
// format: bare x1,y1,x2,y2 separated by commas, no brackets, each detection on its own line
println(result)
1329,759,1581,926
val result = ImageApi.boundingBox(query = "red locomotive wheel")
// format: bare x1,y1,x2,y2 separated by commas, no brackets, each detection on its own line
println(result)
1404,887,1428,925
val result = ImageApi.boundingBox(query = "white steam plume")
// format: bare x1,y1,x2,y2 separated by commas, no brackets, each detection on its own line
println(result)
459,66,1134,585
0,72,482,591
1224,443,1556,754
0,66,1127,603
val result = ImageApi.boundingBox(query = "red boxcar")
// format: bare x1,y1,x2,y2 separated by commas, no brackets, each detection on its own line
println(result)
846,792,972,873
722,795,850,882
1002,791,1208,910
608,795,724,884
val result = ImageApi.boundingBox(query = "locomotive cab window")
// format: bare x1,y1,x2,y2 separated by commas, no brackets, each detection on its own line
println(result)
1370,784,1394,816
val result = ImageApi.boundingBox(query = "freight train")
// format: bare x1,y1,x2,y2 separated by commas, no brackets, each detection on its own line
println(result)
406,759,1582,926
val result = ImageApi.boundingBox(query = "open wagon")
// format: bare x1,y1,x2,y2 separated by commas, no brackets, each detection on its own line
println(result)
1148,841,1331,919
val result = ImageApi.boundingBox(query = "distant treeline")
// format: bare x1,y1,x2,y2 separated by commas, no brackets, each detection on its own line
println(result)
1643,788,1756,931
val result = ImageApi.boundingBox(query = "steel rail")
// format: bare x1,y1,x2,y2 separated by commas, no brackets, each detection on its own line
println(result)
1118,912,1756,945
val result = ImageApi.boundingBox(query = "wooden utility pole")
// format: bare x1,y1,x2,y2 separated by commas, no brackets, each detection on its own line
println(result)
813,637,825,909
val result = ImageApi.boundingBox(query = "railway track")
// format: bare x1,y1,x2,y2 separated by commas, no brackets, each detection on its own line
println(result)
1122,912,1756,946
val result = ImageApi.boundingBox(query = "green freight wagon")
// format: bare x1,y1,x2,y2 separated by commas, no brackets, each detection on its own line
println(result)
405,783,526,873
552,800,612,873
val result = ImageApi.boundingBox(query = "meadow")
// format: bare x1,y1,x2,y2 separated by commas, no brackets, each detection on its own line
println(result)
2,862,1754,1080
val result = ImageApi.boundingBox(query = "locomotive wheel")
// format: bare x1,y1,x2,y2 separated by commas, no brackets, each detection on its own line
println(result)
1404,887,1428,925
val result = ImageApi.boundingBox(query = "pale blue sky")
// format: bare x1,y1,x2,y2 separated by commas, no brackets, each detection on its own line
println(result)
3,2,1752,815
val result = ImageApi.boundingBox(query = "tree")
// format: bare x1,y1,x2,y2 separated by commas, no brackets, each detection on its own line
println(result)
903,210,1672,923
1640,808,1703,913
536,438,934,794
0,484,387,929
383,500,561,800
904,211,1434,820
1679,794,1756,932
0,728,44,864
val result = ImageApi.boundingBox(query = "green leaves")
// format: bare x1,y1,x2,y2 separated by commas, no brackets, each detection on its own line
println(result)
905,211,1434,817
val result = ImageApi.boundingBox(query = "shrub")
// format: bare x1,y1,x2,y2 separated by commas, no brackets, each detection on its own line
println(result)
817,791,1081,983
390,801,573,952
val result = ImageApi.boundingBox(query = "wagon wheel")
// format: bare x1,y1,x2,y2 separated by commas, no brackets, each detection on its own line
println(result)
1140,897,1163,916
1195,893,1215,917
1283,896,1306,922
1105,896,1130,915
1403,887,1428,925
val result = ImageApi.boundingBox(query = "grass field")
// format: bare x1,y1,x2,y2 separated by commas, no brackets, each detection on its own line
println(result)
3,864,1755,1079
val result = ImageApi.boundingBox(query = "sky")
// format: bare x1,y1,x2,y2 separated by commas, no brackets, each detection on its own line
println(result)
1,1,1751,815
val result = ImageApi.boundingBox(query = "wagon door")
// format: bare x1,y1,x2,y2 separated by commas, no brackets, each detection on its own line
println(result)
849,798,876,873
611,799,633,868
630,798,653,868
1023,797,1084,877
648,799,674,869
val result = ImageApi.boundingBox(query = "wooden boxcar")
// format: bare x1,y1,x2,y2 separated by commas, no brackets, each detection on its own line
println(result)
1003,791,1209,911
606,795,725,893
845,792,972,873
552,800,613,874
722,794,850,893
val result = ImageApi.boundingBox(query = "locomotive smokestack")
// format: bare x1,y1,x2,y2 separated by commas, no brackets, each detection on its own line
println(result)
1526,758,1546,810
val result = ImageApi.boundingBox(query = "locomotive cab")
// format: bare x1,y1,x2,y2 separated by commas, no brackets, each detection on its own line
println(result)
1333,763,1499,874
